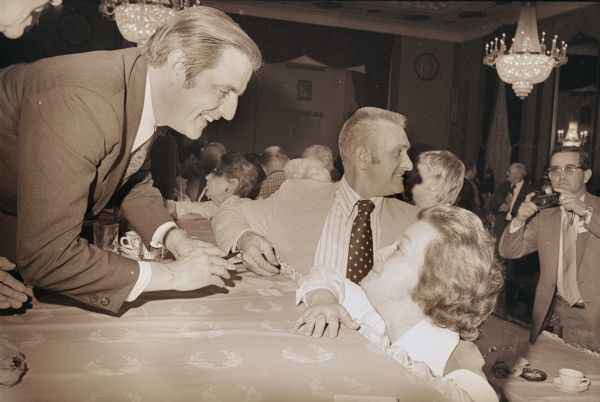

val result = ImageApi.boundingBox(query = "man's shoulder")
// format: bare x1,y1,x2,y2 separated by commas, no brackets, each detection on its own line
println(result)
279,179,336,193
382,197,418,219
586,192,600,207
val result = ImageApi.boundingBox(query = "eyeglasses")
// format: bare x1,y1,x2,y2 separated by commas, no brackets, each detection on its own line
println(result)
548,165,583,175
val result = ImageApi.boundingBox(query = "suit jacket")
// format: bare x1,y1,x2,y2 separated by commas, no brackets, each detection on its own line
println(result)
212,179,418,276
0,48,172,313
499,192,600,343
490,181,535,240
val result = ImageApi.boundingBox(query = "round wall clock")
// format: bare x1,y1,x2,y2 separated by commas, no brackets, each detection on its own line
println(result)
415,52,439,81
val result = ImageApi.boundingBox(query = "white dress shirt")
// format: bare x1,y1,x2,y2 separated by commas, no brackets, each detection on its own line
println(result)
125,74,177,301
296,177,383,303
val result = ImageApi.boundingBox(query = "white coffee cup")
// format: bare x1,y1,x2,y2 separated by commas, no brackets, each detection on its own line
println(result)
119,231,144,259
559,368,590,389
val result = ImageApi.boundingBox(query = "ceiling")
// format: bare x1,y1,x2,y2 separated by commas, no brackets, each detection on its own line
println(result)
202,1,594,42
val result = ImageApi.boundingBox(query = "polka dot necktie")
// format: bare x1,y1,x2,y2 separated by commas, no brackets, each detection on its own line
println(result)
346,199,376,284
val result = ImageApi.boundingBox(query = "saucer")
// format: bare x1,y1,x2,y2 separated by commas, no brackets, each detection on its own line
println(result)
552,377,590,393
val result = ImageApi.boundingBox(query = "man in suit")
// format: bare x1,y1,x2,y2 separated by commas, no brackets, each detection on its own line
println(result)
0,7,262,313
489,163,536,315
500,146,600,351
490,162,534,240
212,107,418,337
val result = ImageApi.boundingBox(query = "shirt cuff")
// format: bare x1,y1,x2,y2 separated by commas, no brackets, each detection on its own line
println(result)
295,284,340,306
125,261,152,302
151,221,178,248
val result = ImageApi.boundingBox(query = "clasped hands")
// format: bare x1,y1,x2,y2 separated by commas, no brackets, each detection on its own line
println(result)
145,228,235,292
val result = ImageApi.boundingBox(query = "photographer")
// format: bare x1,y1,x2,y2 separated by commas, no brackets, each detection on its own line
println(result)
499,146,599,352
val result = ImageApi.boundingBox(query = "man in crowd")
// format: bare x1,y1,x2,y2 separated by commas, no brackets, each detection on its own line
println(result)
499,146,600,351
212,107,418,336
489,162,536,315
0,7,262,313
257,145,289,198
490,162,534,240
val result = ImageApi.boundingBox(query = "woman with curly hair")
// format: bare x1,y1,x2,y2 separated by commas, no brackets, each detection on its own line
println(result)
166,153,258,220
349,205,502,401
405,150,465,209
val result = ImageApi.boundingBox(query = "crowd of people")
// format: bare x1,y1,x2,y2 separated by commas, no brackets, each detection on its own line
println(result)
1,4,598,401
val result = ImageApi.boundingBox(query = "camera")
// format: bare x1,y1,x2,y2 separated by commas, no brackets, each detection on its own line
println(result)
531,184,560,209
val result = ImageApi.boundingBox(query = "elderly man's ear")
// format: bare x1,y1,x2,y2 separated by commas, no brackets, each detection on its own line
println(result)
355,145,373,170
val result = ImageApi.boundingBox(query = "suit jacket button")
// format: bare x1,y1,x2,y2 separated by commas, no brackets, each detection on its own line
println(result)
90,295,99,303
101,298,110,306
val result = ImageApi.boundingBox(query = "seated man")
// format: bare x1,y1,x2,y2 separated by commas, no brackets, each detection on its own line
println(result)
310,206,501,402
212,107,418,333
257,145,289,198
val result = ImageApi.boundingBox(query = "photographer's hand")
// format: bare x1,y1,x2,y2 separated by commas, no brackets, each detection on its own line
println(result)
513,192,538,227
555,188,587,217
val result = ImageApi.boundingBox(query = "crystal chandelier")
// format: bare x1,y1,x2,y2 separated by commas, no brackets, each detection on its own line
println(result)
557,120,588,148
483,3,568,99
99,1,200,45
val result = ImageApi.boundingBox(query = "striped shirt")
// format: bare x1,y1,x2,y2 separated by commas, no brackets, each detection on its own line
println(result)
297,177,383,301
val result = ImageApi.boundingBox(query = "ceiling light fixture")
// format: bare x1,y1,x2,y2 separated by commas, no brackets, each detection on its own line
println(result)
99,0,200,45
483,3,567,99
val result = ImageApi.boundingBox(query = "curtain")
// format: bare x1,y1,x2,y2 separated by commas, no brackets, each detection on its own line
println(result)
485,81,512,189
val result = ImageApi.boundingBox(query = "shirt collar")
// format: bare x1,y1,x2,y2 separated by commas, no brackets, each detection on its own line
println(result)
335,176,384,217
132,73,156,151
391,318,460,377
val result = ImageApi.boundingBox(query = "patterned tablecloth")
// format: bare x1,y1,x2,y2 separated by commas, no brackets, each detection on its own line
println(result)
0,217,448,402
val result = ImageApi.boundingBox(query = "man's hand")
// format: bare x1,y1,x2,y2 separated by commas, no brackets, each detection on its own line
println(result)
555,188,588,217
294,289,359,338
164,228,222,259
512,192,539,228
236,231,280,276
0,257,33,309
146,249,235,292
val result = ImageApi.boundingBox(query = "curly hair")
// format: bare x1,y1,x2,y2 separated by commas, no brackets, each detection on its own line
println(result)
216,153,258,198
410,205,504,341
284,158,331,182
416,150,465,206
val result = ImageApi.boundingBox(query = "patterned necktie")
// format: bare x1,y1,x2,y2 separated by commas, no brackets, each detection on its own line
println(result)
347,200,376,284
561,211,582,305
123,136,155,182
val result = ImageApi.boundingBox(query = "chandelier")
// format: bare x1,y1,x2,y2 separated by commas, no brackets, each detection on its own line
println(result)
483,3,568,99
99,1,200,45
557,120,588,148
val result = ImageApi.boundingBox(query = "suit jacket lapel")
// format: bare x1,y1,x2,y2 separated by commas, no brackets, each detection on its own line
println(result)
96,51,147,211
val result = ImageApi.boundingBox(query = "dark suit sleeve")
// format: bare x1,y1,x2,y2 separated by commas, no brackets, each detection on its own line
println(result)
17,89,139,313
118,159,173,245
498,214,540,259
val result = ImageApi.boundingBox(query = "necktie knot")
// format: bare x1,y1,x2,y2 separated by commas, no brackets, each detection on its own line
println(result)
357,200,375,215
510,184,516,194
